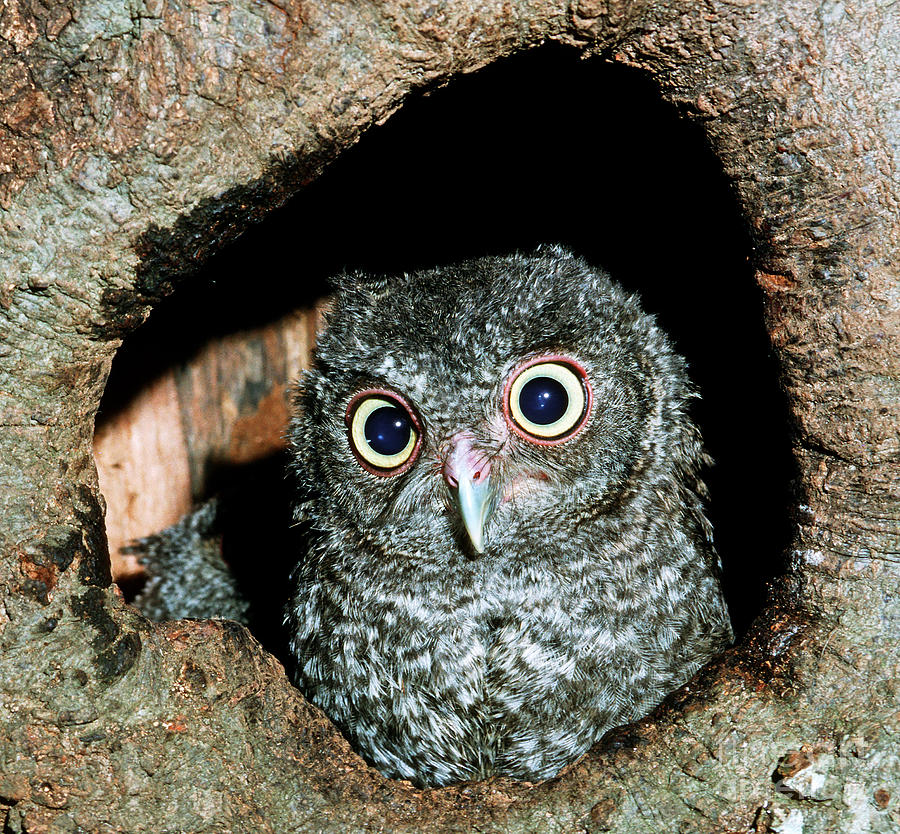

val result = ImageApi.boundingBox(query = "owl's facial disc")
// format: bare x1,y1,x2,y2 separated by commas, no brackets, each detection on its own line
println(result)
442,431,499,555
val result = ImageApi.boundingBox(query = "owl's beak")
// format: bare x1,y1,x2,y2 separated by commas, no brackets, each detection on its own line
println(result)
443,432,499,555
453,467,497,554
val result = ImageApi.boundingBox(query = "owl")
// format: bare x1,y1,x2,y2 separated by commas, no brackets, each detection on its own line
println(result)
286,246,732,788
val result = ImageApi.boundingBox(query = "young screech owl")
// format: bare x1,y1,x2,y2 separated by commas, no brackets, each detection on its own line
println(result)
287,246,733,787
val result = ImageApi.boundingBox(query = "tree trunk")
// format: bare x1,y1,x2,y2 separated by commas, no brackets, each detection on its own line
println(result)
1,0,897,831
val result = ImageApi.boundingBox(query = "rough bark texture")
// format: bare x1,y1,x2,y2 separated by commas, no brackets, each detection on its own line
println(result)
0,0,897,831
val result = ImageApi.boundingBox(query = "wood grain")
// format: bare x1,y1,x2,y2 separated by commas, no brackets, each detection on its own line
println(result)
94,305,323,580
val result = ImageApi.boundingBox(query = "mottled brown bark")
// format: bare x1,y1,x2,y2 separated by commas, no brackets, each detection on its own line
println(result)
0,0,897,832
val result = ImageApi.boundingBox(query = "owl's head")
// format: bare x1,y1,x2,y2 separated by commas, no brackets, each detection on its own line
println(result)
291,246,703,565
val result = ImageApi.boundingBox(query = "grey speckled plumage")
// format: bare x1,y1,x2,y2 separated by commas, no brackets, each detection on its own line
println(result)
287,245,732,787
132,499,251,625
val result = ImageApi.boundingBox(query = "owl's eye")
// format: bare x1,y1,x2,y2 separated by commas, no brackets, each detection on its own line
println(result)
506,359,591,443
346,390,421,475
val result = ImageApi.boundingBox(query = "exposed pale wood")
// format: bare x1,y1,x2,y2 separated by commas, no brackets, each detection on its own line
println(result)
95,305,322,580
94,370,191,580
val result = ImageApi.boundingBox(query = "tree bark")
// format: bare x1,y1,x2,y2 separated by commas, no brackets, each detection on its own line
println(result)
1,0,897,831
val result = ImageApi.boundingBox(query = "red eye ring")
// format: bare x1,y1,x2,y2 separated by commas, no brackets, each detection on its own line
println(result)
502,355,593,446
345,388,423,477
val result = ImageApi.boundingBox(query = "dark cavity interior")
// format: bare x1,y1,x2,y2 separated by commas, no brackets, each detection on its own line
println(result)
100,44,793,647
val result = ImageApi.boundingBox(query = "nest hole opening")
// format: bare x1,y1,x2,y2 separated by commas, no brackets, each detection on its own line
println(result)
96,44,793,661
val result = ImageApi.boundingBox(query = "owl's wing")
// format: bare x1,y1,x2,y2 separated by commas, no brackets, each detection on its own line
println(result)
130,498,252,624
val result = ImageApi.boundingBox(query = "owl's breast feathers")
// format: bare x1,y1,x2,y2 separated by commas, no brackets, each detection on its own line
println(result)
288,512,731,787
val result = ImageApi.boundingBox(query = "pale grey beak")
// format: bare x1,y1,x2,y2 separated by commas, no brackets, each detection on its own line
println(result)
452,467,498,554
